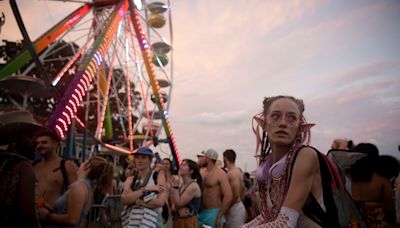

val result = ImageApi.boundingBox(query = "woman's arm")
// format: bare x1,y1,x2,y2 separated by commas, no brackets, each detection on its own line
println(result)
121,176,144,205
171,183,199,209
45,182,88,225
139,170,167,208
281,147,318,211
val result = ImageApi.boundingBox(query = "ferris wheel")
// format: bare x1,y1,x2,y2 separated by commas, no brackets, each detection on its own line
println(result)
0,0,181,166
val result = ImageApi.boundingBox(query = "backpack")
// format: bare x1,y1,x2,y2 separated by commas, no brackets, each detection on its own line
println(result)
297,146,369,228
33,158,70,192
59,159,69,192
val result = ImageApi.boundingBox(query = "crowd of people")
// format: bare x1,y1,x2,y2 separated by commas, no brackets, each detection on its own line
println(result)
0,95,400,228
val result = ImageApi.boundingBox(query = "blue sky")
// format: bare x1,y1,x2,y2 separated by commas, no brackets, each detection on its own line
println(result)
1,0,399,171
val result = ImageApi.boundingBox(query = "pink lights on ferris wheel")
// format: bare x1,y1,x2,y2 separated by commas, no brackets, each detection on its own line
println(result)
74,88,83,101
62,112,71,125
93,51,103,66
49,1,128,139
55,125,65,139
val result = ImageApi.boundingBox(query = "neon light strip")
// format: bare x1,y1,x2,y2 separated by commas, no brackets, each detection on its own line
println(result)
124,37,134,151
96,51,117,139
103,143,132,154
74,116,86,129
52,39,91,86
104,139,154,156
0,4,92,79
47,1,128,139
129,6,182,166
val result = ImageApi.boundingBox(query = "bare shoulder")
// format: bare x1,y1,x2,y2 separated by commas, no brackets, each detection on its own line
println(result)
233,167,243,177
375,174,392,187
187,181,200,191
297,147,318,162
65,159,78,171
294,147,319,171
217,168,229,180
227,168,242,179
33,160,44,169
70,180,87,193
69,182,89,201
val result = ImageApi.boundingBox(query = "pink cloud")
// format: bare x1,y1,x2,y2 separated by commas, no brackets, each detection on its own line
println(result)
331,61,399,87
336,79,399,104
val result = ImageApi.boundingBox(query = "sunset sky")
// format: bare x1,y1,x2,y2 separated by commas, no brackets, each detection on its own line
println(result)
1,0,399,171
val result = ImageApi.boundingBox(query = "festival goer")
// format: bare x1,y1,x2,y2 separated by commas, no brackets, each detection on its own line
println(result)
38,156,114,227
160,158,176,226
349,143,396,227
331,139,353,150
242,172,256,221
119,162,136,193
121,147,166,227
242,95,339,227
374,155,400,184
0,110,42,228
34,130,78,210
170,159,202,228
223,149,247,227
162,158,175,186
154,152,162,166
199,148,232,228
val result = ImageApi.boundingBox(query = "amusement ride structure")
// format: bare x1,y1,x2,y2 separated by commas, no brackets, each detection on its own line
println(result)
0,0,181,167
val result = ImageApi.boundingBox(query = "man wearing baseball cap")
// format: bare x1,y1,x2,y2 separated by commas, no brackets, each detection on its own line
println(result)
197,150,206,167
199,148,232,228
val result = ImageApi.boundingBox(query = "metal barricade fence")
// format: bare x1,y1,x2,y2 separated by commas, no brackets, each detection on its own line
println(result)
86,195,123,228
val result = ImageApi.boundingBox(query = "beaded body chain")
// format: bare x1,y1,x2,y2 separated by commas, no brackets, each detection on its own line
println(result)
259,143,301,222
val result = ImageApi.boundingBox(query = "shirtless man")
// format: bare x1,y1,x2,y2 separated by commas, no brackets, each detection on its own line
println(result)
199,148,232,228
223,149,246,227
34,130,78,211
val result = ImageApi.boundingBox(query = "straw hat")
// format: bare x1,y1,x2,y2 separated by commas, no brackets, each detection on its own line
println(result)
0,110,46,144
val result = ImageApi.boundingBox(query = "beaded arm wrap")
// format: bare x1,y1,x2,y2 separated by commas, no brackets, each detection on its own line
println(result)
242,214,265,227
241,207,299,228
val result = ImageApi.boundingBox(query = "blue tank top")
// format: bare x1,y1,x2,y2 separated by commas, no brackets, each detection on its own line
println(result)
45,179,93,228
186,197,201,215
176,180,201,216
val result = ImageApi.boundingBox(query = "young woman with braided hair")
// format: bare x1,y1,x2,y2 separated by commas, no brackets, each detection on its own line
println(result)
38,156,114,227
241,96,339,228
